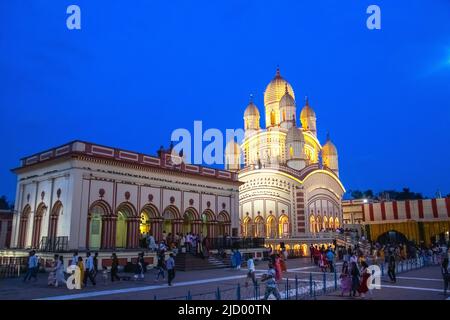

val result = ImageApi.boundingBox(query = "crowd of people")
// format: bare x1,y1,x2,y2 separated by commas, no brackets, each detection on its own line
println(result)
22,248,177,289
141,231,212,259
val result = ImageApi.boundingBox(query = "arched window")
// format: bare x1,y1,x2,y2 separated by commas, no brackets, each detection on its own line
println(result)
279,215,289,238
254,216,265,238
243,216,253,237
266,215,277,238
18,205,31,248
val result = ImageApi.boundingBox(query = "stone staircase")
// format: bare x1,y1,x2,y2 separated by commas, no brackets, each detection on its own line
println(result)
174,253,231,271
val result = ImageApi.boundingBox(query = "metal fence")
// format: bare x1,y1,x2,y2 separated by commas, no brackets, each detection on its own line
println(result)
158,257,430,300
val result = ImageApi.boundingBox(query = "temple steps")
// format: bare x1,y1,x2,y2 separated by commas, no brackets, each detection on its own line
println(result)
174,253,231,271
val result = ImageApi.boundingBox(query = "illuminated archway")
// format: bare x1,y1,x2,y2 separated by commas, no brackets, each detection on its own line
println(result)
266,215,277,238
279,215,289,238
243,216,253,237
116,202,138,249
254,216,265,237
182,208,198,235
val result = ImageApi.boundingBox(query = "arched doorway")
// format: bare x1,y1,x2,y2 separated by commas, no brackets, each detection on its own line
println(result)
31,203,47,249
266,215,277,238
48,201,62,240
162,205,181,236
87,200,113,250
201,209,215,237
309,215,316,233
183,208,198,234
217,211,231,237
254,216,265,237
115,203,138,249
376,230,409,245
243,216,252,237
116,212,127,248
89,210,103,249
279,215,289,238
140,204,161,240
18,205,31,248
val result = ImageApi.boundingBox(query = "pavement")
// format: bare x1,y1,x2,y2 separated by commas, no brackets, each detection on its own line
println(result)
0,258,447,300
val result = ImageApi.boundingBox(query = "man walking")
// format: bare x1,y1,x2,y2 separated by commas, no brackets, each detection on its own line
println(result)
388,254,396,283
166,253,176,286
84,252,96,286
23,250,38,282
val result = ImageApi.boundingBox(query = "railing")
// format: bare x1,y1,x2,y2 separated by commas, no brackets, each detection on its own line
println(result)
208,237,266,250
158,256,431,300
39,236,69,252
0,264,22,279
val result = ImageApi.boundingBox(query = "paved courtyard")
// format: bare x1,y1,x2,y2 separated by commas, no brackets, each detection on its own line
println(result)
0,258,447,300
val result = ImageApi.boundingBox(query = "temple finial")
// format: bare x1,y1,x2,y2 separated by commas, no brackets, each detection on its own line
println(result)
326,131,330,141
249,93,254,103
275,65,281,77
284,82,288,94
305,96,309,105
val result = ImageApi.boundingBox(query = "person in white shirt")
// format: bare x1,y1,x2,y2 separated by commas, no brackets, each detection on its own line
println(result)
245,257,257,287
83,252,96,286
23,250,38,282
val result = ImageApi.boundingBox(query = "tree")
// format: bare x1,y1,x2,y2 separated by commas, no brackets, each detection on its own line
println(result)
363,190,374,199
0,195,13,210
350,190,364,199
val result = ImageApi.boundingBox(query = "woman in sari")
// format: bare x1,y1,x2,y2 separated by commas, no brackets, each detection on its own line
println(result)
340,261,352,296
274,254,282,281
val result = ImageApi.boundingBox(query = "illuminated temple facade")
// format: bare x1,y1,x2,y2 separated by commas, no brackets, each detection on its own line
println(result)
226,68,346,252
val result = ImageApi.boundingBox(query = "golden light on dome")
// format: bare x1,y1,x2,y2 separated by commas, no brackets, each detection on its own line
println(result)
264,68,295,107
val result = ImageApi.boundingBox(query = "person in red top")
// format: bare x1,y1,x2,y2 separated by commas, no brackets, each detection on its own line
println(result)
274,254,282,281
358,261,370,298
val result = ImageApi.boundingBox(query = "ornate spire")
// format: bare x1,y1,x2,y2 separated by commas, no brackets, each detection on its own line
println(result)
275,65,281,78
305,96,309,106
326,131,330,142
249,94,254,103
284,82,289,94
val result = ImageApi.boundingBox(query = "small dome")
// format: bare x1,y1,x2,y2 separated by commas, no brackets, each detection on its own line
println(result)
225,140,241,155
286,125,304,142
279,84,295,108
244,101,260,117
264,67,295,107
300,97,316,120
322,134,338,156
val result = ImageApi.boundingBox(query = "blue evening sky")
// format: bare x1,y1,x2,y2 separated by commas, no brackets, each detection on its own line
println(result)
1,0,449,202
